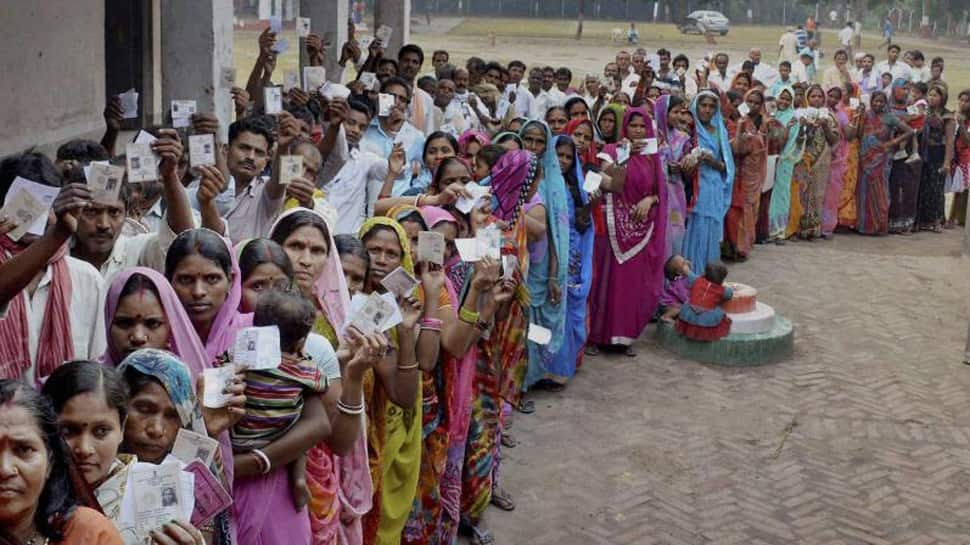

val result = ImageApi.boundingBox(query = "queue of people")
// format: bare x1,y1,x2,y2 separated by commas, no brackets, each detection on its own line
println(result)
0,21,968,545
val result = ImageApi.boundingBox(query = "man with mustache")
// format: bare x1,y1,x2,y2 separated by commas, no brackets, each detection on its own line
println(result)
187,114,314,244
69,130,195,282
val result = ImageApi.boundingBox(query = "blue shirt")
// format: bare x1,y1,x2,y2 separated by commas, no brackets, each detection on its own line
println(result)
360,119,426,196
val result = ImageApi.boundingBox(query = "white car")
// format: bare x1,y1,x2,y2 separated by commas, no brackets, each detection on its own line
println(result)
679,10,730,36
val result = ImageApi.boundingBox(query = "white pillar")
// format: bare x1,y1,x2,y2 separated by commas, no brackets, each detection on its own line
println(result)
375,0,411,60
300,0,348,83
161,0,233,141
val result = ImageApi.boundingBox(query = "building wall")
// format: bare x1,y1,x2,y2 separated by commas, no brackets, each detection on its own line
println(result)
0,0,105,154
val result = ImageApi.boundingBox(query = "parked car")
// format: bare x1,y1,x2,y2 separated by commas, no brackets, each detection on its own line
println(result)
679,10,730,36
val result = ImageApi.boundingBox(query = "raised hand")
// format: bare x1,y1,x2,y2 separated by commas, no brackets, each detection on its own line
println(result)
104,95,124,131
51,183,92,236
196,165,228,206
152,129,184,180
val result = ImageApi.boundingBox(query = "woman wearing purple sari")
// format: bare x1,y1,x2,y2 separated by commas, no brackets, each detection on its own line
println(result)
588,107,668,355
655,95,692,259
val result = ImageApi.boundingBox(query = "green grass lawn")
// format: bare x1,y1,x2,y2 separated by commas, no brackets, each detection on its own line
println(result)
232,17,970,102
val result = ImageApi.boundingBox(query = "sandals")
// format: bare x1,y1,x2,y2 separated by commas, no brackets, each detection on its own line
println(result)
533,379,566,393
470,526,495,545
501,433,517,448
491,486,516,511
515,399,535,414
624,345,637,357
584,344,600,356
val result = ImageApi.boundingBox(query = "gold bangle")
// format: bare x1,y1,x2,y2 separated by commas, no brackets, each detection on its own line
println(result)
397,361,420,371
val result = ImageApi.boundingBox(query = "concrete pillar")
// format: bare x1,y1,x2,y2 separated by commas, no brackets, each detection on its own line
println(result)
160,0,233,141
374,0,411,60
300,0,348,83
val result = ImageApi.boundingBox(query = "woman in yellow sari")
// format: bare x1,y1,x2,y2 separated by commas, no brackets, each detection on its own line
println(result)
358,217,446,545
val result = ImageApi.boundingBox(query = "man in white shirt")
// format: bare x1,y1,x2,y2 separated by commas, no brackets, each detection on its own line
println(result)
398,44,437,134
875,44,911,82
730,48,779,87
838,22,855,57
542,66,567,110
70,131,195,282
431,78,467,137
778,27,800,66
524,68,551,120
317,99,395,235
708,53,731,91
0,152,106,384
452,67,491,130
361,76,426,196
906,50,932,82
857,53,883,94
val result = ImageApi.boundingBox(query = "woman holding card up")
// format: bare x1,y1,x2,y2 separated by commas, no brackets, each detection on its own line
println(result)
357,216,442,545
0,379,124,545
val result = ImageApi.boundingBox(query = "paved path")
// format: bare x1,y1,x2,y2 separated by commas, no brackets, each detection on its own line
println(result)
484,229,970,545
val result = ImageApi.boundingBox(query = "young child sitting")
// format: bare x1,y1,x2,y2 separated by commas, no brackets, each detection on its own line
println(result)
232,288,327,508
658,254,693,324
675,262,734,341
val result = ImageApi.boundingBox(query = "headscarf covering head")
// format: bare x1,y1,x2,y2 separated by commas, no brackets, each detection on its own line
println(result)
269,207,351,331
104,267,209,378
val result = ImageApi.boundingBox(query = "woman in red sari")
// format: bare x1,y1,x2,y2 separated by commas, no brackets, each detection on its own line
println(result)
588,107,667,355
855,91,914,235
723,89,768,261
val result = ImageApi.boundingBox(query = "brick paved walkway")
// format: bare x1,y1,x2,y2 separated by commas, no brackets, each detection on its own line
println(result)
486,230,970,545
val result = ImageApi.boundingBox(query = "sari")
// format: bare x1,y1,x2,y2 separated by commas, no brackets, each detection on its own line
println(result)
724,90,768,259
102,266,237,519
117,348,233,545
267,208,369,545
917,106,952,229
857,101,902,235
684,91,735,273
888,79,922,233
654,95,691,258
358,218,422,545
458,130,490,160
564,118,601,171
402,207,476,545
517,121,570,390
767,87,803,240
947,118,970,226
822,92,850,236
545,136,593,384
461,150,533,527
838,84,862,229
589,107,668,346
788,86,834,239
596,104,625,145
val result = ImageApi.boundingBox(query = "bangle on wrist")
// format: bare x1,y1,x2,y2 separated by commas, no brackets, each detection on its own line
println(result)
397,361,420,371
420,317,443,331
251,449,272,475
337,400,365,415
459,307,481,325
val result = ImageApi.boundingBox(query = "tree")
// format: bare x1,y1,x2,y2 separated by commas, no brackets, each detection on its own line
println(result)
576,0,585,40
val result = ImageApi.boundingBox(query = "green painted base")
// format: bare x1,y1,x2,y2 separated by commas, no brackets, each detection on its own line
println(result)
655,317,795,367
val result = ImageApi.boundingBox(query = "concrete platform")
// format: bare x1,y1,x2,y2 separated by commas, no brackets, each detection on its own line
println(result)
655,316,795,366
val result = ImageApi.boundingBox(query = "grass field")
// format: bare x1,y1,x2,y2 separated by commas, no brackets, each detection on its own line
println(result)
233,16,970,100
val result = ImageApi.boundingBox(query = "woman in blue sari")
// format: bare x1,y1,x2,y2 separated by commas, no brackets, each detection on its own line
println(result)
766,86,803,242
536,135,594,389
683,90,736,273
517,120,570,396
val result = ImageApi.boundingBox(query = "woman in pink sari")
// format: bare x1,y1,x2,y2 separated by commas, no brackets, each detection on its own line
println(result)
267,207,377,545
588,107,668,355
822,84,850,237
654,94,692,259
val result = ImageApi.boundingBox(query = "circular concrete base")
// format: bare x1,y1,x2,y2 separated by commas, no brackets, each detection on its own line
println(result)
655,316,795,366
729,301,777,335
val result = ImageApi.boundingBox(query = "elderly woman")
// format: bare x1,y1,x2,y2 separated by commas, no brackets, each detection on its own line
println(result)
0,379,124,544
